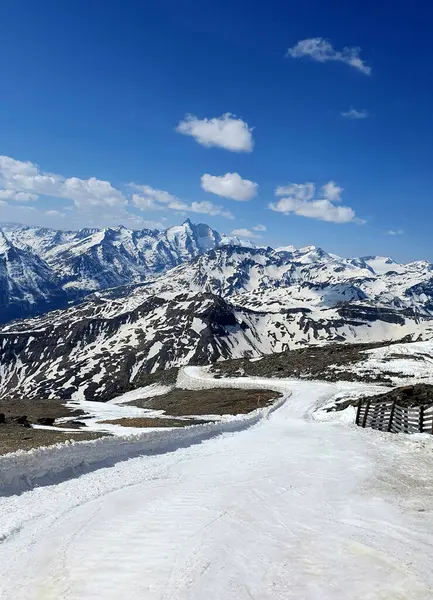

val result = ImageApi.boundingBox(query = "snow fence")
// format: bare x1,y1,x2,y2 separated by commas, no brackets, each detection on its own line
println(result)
0,369,288,493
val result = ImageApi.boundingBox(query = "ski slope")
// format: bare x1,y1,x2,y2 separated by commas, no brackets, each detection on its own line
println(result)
1,369,433,599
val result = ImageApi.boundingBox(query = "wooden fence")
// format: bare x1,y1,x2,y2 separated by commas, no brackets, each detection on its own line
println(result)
355,399,433,434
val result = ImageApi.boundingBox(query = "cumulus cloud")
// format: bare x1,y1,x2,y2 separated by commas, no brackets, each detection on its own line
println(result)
0,154,237,227
15,205,37,212
0,156,127,209
269,181,360,224
176,113,254,152
0,189,39,202
189,201,233,219
45,210,66,218
131,184,233,219
287,38,371,75
322,181,343,202
231,228,261,239
201,172,258,201
386,229,404,235
131,185,187,212
275,182,315,200
341,108,369,119
253,224,266,231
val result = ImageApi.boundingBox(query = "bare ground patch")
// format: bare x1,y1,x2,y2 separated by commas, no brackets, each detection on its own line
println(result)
0,398,107,455
126,388,280,416
0,425,106,456
0,398,85,424
211,341,411,384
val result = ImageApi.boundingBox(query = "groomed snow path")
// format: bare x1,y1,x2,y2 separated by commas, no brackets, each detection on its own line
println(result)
1,369,433,599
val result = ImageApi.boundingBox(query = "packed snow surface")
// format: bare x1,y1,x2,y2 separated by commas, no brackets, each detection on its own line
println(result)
1,368,433,599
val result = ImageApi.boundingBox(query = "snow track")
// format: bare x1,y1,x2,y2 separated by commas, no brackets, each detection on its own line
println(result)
0,374,287,494
1,368,433,599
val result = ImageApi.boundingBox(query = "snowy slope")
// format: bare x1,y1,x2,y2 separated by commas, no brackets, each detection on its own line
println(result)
1,371,433,599
1,227,433,402
1,220,432,325
0,281,432,403
0,231,67,322
0,220,249,322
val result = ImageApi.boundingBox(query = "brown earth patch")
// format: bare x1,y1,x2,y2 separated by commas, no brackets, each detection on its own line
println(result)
127,388,279,416
0,424,106,456
0,398,84,423
211,341,410,384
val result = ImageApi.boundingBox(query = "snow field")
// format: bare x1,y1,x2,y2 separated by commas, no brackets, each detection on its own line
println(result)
0,371,289,494
1,371,433,599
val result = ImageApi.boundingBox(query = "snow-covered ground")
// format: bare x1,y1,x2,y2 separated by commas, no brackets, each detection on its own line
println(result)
1,367,433,599
336,340,433,385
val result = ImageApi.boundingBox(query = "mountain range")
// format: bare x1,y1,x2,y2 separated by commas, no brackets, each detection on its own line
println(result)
0,220,249,324
0,221,433,403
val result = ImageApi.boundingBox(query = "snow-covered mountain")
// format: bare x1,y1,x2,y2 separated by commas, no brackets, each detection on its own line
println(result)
1,240,433,402
0,231,67,323
0,220,250,323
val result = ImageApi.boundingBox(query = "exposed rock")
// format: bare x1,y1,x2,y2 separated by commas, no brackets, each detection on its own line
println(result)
11,415,31,427
361,384,433,409
36,417,56,426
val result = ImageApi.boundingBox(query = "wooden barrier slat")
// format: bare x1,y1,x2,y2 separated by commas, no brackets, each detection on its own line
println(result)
390,425,403,434
356,399,433,436
361,400,371,428
370,418,392,426
388,401,396,432
355,400,362,426
391,414,406,425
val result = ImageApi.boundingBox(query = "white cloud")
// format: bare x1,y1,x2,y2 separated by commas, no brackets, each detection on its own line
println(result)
45,210,65,218
275,182,315,200
231,228,261,239
15,205,37,212
201,172,258,201
0,189,39,202
60,177,126,209
176,113,254,152
386,229,404,236
322,181,343,202
0,156,127,209
131,185,187,211
189,201,233,219
0,154,235,228
253,224,266,231
287,38,371,75
270,181,360,224
131,184,233,219
341,108,369,119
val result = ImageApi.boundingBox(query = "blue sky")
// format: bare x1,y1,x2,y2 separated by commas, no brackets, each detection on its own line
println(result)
1,0,432,261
